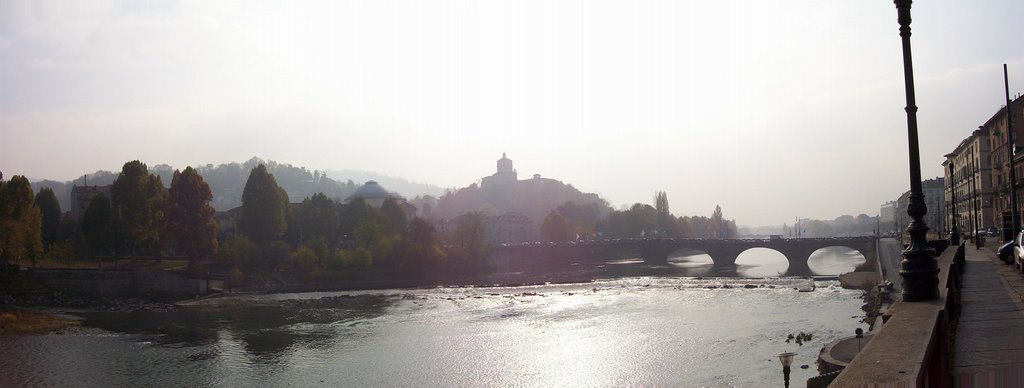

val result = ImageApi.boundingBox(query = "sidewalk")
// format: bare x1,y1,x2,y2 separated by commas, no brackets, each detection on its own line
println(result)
952,244,1024,386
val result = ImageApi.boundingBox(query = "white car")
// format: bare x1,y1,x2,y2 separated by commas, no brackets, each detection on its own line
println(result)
1015,231,1024,270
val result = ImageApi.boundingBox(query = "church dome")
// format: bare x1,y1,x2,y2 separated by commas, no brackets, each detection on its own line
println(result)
497,153,514,173
348,180,390,200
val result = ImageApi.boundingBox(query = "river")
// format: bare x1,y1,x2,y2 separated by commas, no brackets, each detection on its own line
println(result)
0,248,869,387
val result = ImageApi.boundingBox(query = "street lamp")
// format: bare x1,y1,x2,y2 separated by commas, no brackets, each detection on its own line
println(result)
893,0,939,302
949,160,960,245
776,352,796,388
855,328,864,352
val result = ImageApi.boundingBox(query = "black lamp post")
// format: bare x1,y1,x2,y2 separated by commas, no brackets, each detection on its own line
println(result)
972,160,981,249
949,161,960,245
893,0,939,302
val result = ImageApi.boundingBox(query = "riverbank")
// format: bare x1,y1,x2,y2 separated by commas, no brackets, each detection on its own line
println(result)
0,306,80,334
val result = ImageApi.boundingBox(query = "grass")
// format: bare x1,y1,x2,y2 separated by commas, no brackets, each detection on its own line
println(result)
0,307,79,335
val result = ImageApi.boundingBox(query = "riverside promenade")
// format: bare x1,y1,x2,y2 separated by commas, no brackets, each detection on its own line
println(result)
953,244,1024,386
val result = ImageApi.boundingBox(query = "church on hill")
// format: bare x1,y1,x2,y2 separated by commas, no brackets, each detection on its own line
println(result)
480,153,557,189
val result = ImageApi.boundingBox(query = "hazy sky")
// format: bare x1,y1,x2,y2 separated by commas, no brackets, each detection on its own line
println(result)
2,0,1023,226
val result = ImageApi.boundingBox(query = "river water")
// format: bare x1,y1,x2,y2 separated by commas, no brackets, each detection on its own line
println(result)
0,248,869,387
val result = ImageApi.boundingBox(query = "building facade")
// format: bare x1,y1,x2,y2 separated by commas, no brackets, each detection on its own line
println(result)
985,95,1024,240
943,128,993,238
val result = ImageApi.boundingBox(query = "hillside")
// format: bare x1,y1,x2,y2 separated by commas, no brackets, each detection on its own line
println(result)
28,157,446,213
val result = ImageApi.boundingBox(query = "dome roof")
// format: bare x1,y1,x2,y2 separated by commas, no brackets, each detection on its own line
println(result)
348,180,391,200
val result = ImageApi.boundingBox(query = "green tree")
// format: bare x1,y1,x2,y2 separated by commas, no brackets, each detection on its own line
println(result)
401,217,444,267
34,187,62,248
541,211,572,242
214,236,259,270
81,194,116,255
286,245,320,277
110,160,167,254
0,175,43,264
654,191,680,237
450,212,487,267
340,196,372,238
380,197,408,235
296,193,340,245
239,164,289,243
164,167,218,274
706,205,724,239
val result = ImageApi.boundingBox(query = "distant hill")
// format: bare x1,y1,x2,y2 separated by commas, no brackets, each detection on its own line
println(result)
432,177,611,223
27,157,447,213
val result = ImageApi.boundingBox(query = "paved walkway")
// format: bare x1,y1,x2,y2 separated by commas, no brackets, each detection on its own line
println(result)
953,244,1024,387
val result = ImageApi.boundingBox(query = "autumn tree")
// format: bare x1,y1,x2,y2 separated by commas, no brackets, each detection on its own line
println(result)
110,160,168,254
35,187,62,248
82,194,117,255
164,167,218,274
0,175,43,264
541,211,572,242
239,164,289,243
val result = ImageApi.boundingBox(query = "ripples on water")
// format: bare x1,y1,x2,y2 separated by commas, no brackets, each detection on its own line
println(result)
0,275,866,387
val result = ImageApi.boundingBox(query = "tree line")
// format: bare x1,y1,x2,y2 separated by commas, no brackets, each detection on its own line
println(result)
0,162,483,285
537,191,738,242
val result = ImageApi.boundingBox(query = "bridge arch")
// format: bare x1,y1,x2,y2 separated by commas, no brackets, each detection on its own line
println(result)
735,247,791,277
807,246,868,275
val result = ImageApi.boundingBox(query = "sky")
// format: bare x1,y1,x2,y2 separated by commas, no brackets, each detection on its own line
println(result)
2,0,1023,226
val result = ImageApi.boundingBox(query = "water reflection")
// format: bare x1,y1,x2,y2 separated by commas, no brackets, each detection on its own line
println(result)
735,248,789,277
79,296,393,361
808,246,866,275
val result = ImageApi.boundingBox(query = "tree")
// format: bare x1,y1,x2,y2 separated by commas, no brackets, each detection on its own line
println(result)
541,211,572,242
401,217,444,267
706,205,725,239
340,196,372,239
450,212,487,267
81,194,116,255
654,191,680,237
380,197,408,235
239,164,289,243
164,167,218,274
296,193,340,246
214,236,259,270
110,160,167,254
35,187,62,248
0,175,43,264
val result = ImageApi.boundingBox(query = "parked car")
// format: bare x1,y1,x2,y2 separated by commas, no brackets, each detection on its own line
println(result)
1017,231,1024,270
1012,231,1024,267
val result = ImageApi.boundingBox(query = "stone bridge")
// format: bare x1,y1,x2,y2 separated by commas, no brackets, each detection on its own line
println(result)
489,237,877,277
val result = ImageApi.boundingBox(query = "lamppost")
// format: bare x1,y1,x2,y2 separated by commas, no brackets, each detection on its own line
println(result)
1004,64,1019,242
893,0,939,302
855,328,864,352
972,160,981,249
776,352,796,388
949,160,960,245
